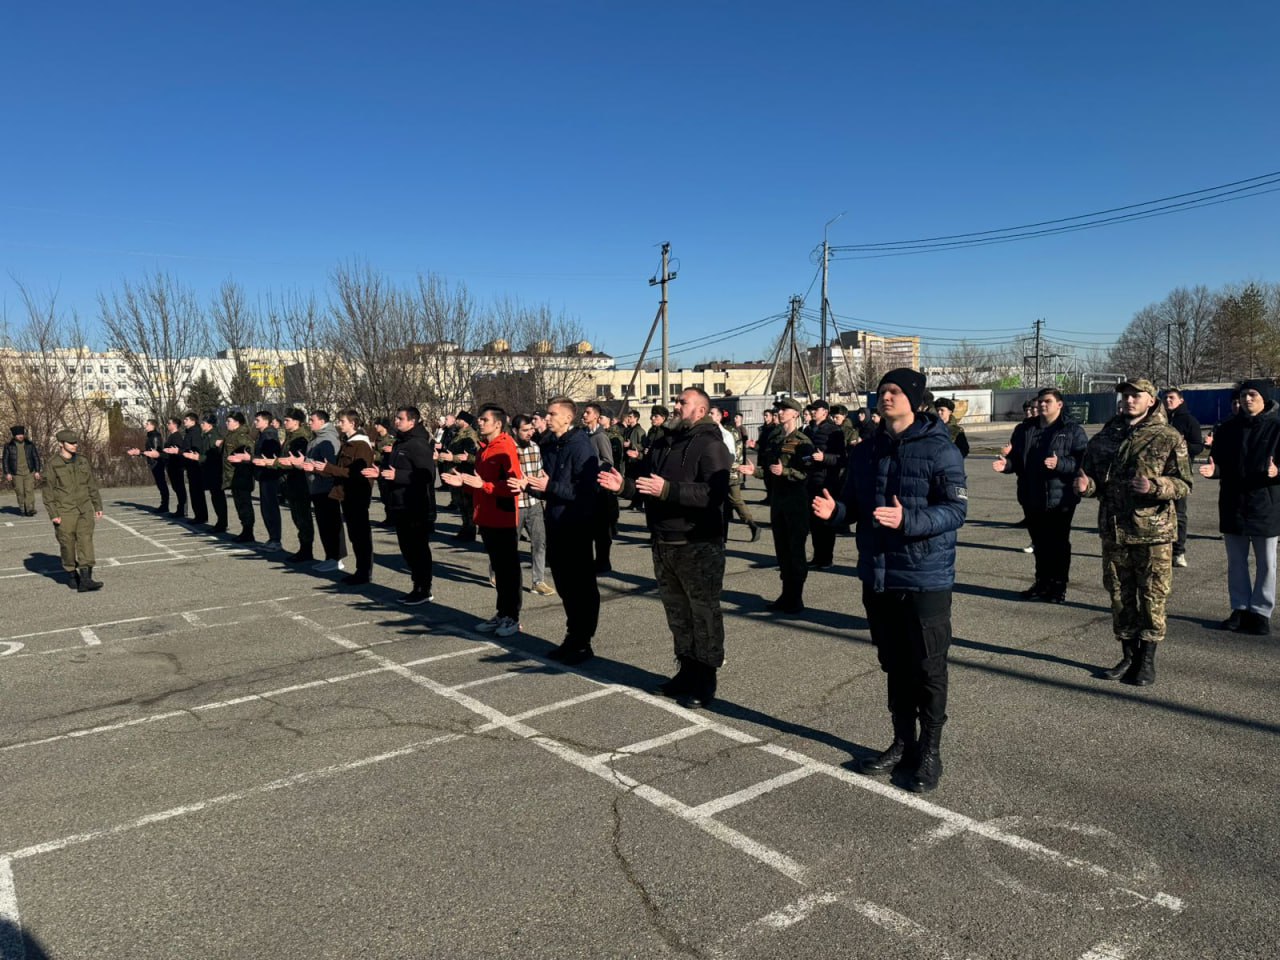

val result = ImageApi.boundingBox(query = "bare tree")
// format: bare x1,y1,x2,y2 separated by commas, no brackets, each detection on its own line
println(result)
99,271,208,420
263,288,345,410
210,278,263,407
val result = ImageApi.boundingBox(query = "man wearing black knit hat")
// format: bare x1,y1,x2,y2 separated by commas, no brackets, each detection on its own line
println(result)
4,425,42,516
813,367,967,793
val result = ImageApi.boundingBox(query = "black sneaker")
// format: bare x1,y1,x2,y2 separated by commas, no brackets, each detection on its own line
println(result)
286,552,315,564
233,532,255,544
399,587,433,606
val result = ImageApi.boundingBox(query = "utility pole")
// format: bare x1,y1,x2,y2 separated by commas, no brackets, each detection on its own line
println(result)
1033,318,1043,389
788,295,801,395
648,243,676,402
818,212,845,399
1165,323,1173,387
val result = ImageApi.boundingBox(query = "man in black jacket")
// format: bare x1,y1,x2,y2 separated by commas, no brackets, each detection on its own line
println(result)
180,413,211,525
1163,388,1205,568
599,388,731,707
126,419,169,513
1197,380,1280,636
250,411,283,549
4,425,43,516
160,417,188,519
804,400,846,568
993,388,1089,603
371,406,437,605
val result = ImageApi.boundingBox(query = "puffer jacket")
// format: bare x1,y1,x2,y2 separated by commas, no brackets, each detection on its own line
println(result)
622,417,731,544
536,427,598,528
471,430,522,529
1001,414,1089,513
382,423,437,522
1080,404,1191,545
1203,400,1280,537
832,414,968,592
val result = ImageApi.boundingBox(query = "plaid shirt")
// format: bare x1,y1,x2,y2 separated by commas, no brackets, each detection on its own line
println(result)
516,439,543,511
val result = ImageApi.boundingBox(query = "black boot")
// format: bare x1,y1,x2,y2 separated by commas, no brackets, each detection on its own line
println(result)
1041,580,1067,604
679,662,717,709
1018,581,1045,600
1242,611,1272,636
1219,609,1245,631
657,657,697,698
860,714,917,776
1124,641,1157,686
907,726,943,793
68,569,81,590
1097,639,1138,681
77,566,103,592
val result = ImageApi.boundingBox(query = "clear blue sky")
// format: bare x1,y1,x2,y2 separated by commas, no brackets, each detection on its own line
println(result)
3,1,1278,367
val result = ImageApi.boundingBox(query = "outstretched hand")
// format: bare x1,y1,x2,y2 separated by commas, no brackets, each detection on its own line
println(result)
872,495,904,529
597,467,624,492
1075,472,1090,495
812,488,836,520
1198,457,1215,479
992,455,1007,473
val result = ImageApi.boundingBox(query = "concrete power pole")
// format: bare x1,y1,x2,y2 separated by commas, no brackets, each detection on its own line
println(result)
648,242,677,402
818,213,844,400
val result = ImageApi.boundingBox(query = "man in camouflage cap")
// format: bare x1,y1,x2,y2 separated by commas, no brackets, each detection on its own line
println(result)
1077,377,1191,686
42,429,104,591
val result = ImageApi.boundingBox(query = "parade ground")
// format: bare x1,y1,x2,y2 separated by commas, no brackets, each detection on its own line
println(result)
1,458,1276,960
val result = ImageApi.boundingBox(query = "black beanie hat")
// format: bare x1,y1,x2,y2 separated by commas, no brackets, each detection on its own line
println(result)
1237,379,1273,399
876,368,927,411
456,410,476,427
11,425,25,437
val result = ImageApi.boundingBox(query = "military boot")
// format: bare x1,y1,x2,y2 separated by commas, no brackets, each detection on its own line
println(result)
907,726,943,793
1124,641,1157,686
77,566,103,592
678,662,717,709
657,657,698,698
1018,581,1045,600
1041,580,1067,604
859,714,918,776
1097,639,1138,681
68,569,81,591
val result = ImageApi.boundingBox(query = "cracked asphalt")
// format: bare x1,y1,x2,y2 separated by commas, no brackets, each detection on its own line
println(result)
1,456,1277,960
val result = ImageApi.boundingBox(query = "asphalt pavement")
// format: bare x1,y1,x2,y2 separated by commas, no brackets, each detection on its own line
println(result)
0,459,1275,960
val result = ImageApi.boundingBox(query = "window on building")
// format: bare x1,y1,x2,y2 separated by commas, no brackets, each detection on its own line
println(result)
596,385,611,398
118,382,128,390
100,365,109,373
670,383,682,394
117,365,125,373
621,384,636,396
645,384,660,397
120,399,129,407
713,383,725,395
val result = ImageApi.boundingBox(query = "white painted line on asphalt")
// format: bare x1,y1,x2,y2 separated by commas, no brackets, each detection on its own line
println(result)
1,645,491,752
0,856,22,960
0,643,22,657
180,612,205,627
686,766,821,820
590,723,707,763
0,597,296,643
447,667,536,692
477,687,620,729
101,513,184,558
618,688,763,744
78,627,101,647
3,522,12,527
3,734,465,863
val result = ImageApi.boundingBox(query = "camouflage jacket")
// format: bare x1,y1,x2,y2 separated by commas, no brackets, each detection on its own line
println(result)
447,425,479,474
760,426,813,498
1081,405,1191,545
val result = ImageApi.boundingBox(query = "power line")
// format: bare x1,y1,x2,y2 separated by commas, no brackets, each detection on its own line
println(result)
831,169,1280,251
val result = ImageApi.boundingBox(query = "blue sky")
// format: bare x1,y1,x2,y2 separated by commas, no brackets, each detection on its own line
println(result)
3,1,1278,367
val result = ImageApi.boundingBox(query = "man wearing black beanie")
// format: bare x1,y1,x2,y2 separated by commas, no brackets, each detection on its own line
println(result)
813,367,967,793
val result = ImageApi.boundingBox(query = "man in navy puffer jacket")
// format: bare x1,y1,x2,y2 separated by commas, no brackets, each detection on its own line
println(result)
814,368,967,794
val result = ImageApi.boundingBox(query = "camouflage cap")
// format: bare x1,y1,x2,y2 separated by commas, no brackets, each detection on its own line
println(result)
774,396,804,413
55,429,80,444
1116,378,1158,398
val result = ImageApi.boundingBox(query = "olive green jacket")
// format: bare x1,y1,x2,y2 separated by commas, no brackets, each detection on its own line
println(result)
221,425,256,491
42,454,102,519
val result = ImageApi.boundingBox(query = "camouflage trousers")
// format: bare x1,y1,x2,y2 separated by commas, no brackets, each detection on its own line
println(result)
1101,540,1173,644
652,540,726,668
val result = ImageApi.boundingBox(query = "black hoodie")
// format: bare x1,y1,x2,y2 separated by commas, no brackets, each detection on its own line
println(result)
1206,400,1280,536
622,417,731,544
382,422,437,521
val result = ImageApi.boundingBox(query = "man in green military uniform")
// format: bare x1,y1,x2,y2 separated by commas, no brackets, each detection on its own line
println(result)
1078,378,1191,686
4,425,43,516
935,398,970,458
221,411,257,543
42,429,104,592
740,396,813,613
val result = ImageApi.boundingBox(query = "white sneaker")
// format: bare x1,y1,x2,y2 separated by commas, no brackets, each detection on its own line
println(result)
495,617,520,638
1173,554,1188,568
1021,544,1035,554
475,616,502,633
313,559,346,572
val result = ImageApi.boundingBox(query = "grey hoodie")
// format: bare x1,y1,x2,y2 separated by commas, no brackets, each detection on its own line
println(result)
306,422,342,495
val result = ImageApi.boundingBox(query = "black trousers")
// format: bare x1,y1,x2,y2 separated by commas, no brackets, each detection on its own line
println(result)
208,484,228,528
150,463,170,509
1026,505,1076,584
593,492,618,568
810,514,837,566
165,460,187,514
547,525,599,646
312,494,347,561
185,464,208,523
862,585,952,730
481,525,522,620
341,496,373,575
393,514,434,589
1174,497,1188,556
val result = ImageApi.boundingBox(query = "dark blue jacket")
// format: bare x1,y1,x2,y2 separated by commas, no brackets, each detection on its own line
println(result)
831,414,967,592
537,427,599,528
1000,415,1088,513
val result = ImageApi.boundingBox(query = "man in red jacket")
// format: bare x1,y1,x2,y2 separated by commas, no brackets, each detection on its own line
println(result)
444,404,523,637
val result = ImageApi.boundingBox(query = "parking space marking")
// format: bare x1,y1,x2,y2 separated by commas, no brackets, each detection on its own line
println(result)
180,611,205,628
686,765,821,819
473,687,620,731
101,514,184,558
590,723,707,763
77,627,100,647
3,734,465,864
446,666,538,692
0,857,20,960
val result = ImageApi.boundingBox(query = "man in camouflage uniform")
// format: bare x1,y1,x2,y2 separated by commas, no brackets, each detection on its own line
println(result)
42,429,104,592
440,410,479,541
4,425,43,516
741,396,813,613
1078,378,1192,687
935,398,970,458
